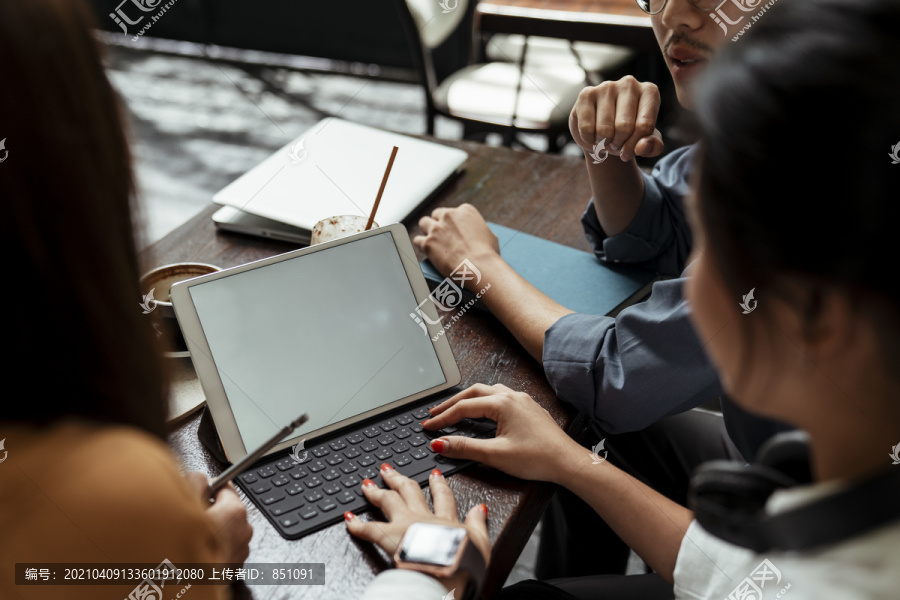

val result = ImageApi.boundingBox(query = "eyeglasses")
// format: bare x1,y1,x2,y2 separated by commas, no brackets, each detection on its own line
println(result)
635,0,723,15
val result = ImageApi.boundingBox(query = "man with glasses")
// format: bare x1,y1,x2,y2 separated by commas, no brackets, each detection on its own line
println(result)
414,0,787,581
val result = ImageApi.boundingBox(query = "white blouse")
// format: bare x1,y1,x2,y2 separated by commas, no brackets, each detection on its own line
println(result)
673,480,900,599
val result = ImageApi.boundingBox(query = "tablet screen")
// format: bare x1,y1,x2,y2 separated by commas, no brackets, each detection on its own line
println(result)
188,231,446,451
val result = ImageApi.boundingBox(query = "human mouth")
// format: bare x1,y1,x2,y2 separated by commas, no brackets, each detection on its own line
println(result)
668,47,708,80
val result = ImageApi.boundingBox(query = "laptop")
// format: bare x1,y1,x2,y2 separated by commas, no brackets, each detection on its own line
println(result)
170,224,495,539
212,118,468,234
212,205,312,245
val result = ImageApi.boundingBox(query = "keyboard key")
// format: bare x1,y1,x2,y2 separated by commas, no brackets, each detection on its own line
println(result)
323,482,341,495
396,415,414,425
379,421,397,431
395,455,412,467
305,490,323,503
275,458,294,471
409,435,427,447
318,499,338,512
392,442,410,454
412,408,430,420
323,468,342,481
241,472,258,484
340,463,359,474
360,467,379,480
290,468,308,480
337,491,356,505
360,440,378,452
261,492,284,506
251,483,271,494
304,476,323,488
329,440,347,451
458,430,477,438
271,474,290,487
377,434,396,446
439,425,458,434
279,515,302,528
395,457,444,480
343,447,361,459
309,460,327,473
269,495,305,516
257,466,276,478
374,448,393,460
358,455,375,467
411,423,424,433
311,446,330,458
363,427,380,438
342,475,360,488
410,448,429,460
346,433,364,444
299,506,318,520
327,455,344,466
395,428,411,439
286,482,305,496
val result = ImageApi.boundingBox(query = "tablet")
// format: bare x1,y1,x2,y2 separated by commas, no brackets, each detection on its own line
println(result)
170,224,460,462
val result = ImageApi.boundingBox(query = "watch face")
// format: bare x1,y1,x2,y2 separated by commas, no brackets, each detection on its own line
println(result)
398,523,467,566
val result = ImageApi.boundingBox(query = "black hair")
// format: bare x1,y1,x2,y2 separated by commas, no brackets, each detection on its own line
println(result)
694,0,900,361
0,0,168,438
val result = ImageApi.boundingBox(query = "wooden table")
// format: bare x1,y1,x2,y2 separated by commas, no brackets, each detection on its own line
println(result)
147,140,595,600
477,0,657,50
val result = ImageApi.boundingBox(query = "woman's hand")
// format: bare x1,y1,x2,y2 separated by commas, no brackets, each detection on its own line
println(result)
345,465,490,593
185,472,253,564
423,383,582,484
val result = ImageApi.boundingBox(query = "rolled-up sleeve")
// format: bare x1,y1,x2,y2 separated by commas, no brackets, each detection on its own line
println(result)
582,145,696,277
542,275,723,434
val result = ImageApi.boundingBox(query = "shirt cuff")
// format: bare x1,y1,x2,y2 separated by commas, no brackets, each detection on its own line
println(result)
542,312,614,416
362,569,448,600
673,521,756,600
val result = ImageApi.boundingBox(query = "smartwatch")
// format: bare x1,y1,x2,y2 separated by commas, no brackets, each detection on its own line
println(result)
394,522,487,600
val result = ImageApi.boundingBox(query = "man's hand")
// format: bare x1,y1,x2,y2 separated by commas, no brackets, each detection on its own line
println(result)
570,76,665,163
413,204,500,284
185,472,253,564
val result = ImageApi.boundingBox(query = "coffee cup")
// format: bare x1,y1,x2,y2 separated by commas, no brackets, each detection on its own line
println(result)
310,215,377,245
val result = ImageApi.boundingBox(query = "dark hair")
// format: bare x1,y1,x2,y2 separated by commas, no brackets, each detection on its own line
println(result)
0,0,168,438
694,0,900,358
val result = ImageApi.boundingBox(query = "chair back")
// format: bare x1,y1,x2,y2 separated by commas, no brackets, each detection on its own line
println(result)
405,0,469,49
394,0,476,96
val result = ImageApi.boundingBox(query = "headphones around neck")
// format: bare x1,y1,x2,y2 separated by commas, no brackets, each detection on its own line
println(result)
688,431,900,552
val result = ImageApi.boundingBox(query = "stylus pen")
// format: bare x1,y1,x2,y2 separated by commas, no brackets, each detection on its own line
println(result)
206,412,310,499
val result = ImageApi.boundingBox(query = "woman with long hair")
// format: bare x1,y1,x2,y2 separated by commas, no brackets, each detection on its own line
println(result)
0,1,252,598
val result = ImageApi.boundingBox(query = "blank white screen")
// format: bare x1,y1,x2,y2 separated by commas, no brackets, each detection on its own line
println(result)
188,232,446,451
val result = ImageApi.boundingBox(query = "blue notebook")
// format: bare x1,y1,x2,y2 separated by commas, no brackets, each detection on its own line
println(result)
420,222,657,316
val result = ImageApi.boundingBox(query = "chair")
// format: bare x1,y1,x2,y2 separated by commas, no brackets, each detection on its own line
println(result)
394,0,590,152
484,34,635,88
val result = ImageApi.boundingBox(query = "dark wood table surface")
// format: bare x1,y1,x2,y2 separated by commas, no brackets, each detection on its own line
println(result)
145,140,595,600
477,0,657,50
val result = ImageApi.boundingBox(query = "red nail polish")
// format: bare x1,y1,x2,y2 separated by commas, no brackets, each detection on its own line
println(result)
380,463,394,471
431,468,442,478
344,511,355,521
431,439,447,453
421,420,429,427
480,503,488,517
362,478,375,487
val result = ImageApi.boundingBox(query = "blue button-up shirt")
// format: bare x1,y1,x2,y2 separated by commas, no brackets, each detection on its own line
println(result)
542,146,789,460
